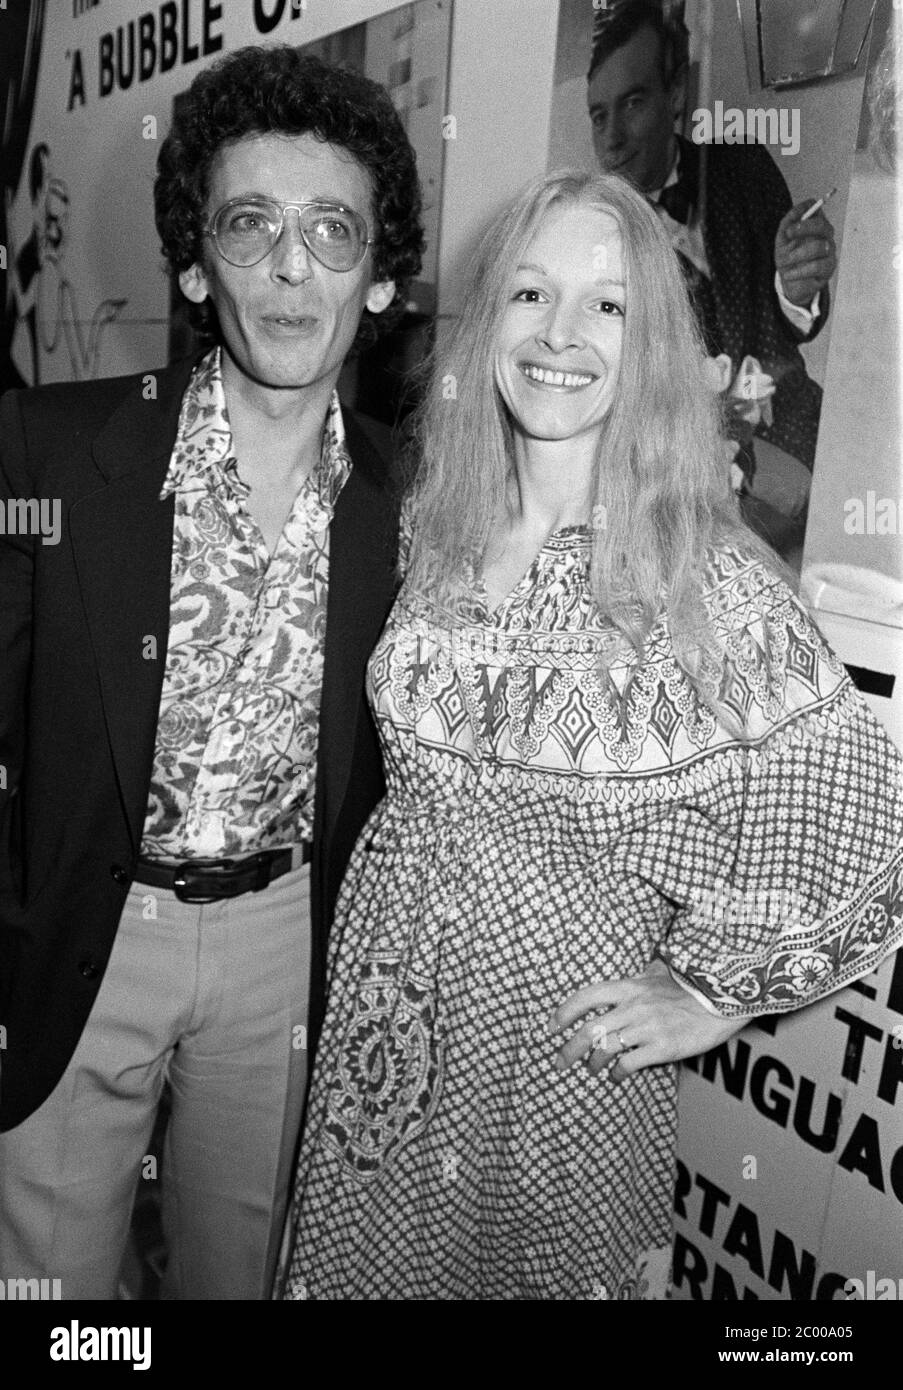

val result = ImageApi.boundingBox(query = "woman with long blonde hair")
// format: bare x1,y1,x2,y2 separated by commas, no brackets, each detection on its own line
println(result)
281,171,903,1300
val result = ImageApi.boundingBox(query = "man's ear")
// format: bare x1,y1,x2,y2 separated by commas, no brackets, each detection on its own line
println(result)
179,262,209,305
365,279,396,316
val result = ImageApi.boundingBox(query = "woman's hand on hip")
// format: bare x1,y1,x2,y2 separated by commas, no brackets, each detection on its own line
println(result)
549,957,750,1083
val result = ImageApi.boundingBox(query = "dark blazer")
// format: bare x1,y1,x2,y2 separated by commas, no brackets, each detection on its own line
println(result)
678,136,828,472
0,354,399,1130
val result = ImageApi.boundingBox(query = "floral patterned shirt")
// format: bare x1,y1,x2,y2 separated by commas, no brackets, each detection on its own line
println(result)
140,347,350,858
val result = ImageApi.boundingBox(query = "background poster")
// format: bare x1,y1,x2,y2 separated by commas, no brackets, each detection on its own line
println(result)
1,0,450,401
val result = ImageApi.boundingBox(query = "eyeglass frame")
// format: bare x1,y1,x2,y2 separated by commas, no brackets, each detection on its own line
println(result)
203,197,376,272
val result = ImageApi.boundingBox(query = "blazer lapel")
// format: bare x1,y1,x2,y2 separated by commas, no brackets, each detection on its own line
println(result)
68,357,198,852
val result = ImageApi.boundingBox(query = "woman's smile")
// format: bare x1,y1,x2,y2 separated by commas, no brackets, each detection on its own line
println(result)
518,362,598,390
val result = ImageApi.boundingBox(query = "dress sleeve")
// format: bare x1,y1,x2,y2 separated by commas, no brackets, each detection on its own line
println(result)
659,567,903,1017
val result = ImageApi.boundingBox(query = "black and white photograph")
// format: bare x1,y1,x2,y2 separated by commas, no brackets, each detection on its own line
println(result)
0,0,901,1356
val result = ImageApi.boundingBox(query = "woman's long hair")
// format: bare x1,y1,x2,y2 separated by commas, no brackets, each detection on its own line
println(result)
403,169,784,715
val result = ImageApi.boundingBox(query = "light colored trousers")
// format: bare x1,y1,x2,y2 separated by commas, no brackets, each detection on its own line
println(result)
0,862,311,1300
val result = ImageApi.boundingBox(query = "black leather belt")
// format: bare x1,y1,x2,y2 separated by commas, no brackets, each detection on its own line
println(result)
133,845,311,904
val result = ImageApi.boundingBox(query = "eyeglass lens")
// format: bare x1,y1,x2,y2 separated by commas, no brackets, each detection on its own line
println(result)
211,201,368,270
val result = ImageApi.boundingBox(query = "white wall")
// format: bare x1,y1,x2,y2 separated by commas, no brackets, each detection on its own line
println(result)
803,152,903,584
802,0,903,590
436,0,561,319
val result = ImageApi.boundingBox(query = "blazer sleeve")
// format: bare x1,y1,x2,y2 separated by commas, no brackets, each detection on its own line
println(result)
0,391,36,908
745,143,830,344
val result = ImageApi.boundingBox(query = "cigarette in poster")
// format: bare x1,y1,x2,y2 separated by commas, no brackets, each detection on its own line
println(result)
801,186,838,221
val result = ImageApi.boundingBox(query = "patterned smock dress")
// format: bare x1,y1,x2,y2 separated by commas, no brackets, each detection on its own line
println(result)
281,530,903,1300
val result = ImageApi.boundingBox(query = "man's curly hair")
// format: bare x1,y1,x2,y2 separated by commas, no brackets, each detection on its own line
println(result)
154,45,424,350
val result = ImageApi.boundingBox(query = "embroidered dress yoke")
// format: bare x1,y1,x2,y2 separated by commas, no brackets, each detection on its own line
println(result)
141,347,350,858
283,531,903,1301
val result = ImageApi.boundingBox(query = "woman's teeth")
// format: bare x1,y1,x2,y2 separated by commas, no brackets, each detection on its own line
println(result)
521,364,595,388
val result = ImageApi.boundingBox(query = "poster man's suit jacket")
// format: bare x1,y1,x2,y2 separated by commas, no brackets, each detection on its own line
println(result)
0,353,399,1130
680,135,828,471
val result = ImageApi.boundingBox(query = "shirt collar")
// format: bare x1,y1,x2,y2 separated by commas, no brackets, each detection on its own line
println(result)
160,347,232,499
317,386,352,513
160,345,352,512
648,137,682,204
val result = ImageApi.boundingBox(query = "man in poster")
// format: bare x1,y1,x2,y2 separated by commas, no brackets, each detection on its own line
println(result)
587,0,837,492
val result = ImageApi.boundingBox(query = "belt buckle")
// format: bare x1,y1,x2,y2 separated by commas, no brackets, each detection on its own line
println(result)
249,850,277,892
172,857,237,904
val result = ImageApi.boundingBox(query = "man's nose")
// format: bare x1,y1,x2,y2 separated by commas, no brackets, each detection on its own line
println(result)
603,110,626,153
270,208,313,282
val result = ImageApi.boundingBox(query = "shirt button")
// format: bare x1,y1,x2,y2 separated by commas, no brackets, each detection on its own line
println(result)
78,958,101,981
109,864,130,886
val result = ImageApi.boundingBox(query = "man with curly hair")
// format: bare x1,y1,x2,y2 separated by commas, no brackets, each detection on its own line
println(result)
0,45,423,1299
